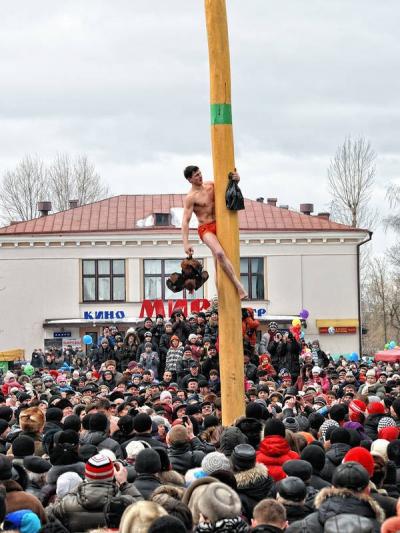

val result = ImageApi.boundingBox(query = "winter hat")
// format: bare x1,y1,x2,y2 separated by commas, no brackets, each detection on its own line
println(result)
367,402,385,415
203,415,219,430
125,440,151,459
0,420,9,436
0,456,13,480
148,516,186,533
85,454,114,481
11,435,35,458
160,391,172,402
277,476,307,502
301,445,326,472
245,402,263,420
264,418,286,438
56,472,82,498
312,366,321,374
378,417,397,431
319,419,339,440
88,413,108,432
219,427,247,457
133,413,152,433
283,460,312,482
63,415,81,433
231,444,256,472
371,439,389,461
332,462,369,491
46,407,63,422
379,427,400,442
197,482,241,523
330,428,351,445
283,417,299,433
202,452,231,475
343,447,374,477
366,369,376,377
23,456,51,474
349,399,367,418
3,509,41,533
296,415,310,432
135,448,162,474
0,406,13,422
19,407,45,433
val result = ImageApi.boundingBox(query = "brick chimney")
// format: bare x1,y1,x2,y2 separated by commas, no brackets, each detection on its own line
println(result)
256,197,264,203
69,200,79,209
267,198,277,207
318,212,330,220
37,201,52,217
300,203,314,215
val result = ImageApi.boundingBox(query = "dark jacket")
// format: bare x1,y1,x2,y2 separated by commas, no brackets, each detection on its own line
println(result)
310,473,331,491
234,463,275,521
320,443,351,482
122,433,167,454
235,417,263,450
91,346,113,370
252,526,284,533
364,414,386,441
286,487,384,533
80,431,123,459
47,480,142,532
41,463,85,506
282,502,311,524
132,473,161,499
168,439,206,474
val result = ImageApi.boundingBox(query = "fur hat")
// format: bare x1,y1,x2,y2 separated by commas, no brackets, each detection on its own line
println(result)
301,444,325,472
264,418,286,438
201,452,231,475
245,402,263,420
219,427,247,457
19,407,45,433
12,436,35,458
88,413,108,432
133,413,152,433
197,482,241,523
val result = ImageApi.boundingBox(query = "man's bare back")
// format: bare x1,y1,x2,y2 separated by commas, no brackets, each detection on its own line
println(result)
181,165,248,300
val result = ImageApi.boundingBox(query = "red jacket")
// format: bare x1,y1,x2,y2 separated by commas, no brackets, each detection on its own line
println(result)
242,308,260,346
256,435,299,481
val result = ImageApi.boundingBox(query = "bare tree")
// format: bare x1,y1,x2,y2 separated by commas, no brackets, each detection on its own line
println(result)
328,137,378,229
0,156,46,222
48,154,109,212
0,154,109,223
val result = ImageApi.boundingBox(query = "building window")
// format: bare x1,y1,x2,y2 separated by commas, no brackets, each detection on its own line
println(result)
240,258,264,300
82,259,126,302
144,259,204,300
154,213,171,226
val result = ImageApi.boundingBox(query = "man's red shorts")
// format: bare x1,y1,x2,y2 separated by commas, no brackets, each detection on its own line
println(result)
197,220,217,241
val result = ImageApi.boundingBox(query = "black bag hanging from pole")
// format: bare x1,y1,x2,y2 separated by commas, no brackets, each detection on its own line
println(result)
225,172,245,211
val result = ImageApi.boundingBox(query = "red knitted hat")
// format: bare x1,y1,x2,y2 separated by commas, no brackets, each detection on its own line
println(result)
85,454,114,481
349,400,367,422
379,427,400,441
343,447,374,477
367,402,385,415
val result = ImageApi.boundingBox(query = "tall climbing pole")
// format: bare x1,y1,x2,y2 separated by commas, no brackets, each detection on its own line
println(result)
204,0,245,425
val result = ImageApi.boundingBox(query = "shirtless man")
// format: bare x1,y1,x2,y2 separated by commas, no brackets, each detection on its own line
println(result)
182,165,248,300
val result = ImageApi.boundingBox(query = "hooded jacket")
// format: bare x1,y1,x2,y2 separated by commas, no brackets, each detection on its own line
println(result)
234,463,275,521
320,443,351,482
285,486,384,533
168,440,206,474
256,436,299,481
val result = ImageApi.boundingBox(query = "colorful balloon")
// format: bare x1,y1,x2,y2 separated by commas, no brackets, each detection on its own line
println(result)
299,309,309,319
292,318,301,327
23,364,34,376
389,341,396,350
83,334,93,345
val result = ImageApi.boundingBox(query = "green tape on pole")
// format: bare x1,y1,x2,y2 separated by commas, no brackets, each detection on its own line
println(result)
210,103,232,125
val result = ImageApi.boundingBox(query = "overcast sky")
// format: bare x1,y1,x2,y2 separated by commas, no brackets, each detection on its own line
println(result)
1,1,399,252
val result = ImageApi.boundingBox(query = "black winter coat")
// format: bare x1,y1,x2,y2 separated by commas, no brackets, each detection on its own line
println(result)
320,443,351,482
286,487,384,533
91,346,114,370
168,440,206,474
364,413,386,441
133,473,161,499
234,464,275,521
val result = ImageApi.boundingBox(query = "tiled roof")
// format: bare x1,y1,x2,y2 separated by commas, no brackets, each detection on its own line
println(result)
0,195,363,235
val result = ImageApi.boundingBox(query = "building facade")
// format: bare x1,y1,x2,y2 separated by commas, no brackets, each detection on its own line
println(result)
0,195,370,356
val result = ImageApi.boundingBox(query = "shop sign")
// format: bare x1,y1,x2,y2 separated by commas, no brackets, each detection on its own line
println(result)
319,326,357,334
83,310,126,320
63,339,82,351
139,299,211,318
53,331,72,338
252,307,268,318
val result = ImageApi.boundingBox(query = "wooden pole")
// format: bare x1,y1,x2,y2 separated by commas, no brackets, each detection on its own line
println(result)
204,0,245,425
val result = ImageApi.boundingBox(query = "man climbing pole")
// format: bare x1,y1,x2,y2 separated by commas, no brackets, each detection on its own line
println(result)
181,165,248,300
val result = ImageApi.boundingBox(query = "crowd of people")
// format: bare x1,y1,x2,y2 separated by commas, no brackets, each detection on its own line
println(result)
0,308,399,531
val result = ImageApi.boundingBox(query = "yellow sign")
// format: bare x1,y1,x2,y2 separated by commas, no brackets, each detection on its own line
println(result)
0,349,25,361
316,319,359,328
